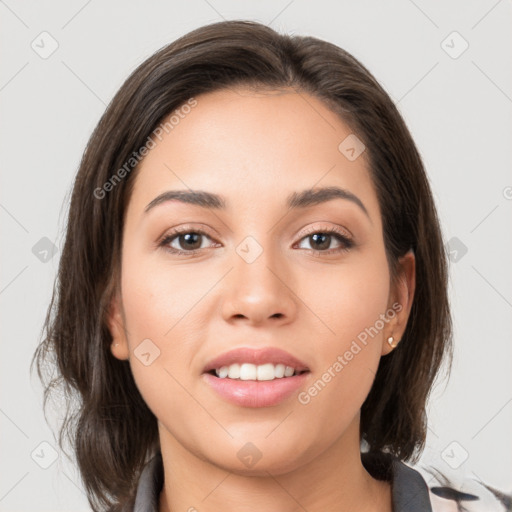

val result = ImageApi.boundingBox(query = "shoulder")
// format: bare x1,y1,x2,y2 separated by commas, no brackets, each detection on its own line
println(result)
362,451,433,511
118,451,163,512
362,451,511,512
410,463,510,512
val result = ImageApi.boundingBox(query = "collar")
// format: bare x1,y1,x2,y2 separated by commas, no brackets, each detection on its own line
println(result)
131,450,433,512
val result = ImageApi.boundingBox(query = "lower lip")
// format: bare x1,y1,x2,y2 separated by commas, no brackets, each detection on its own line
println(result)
202,372,310,408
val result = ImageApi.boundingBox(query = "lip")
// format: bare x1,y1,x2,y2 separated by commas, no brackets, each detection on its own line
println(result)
202,371,310,408
202,347,310,374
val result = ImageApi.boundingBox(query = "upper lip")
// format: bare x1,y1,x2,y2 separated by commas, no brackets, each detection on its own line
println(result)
203,347,310,373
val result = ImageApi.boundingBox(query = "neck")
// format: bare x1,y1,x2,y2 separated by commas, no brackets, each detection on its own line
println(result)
157,416,392,512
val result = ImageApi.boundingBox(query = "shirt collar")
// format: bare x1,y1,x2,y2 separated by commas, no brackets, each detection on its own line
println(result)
132,450,433,512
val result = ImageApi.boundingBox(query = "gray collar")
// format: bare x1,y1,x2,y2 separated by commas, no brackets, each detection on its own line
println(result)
131,450,432,512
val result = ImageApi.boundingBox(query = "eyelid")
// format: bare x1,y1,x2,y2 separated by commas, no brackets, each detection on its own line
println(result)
157,223,217,242
297,223,353,240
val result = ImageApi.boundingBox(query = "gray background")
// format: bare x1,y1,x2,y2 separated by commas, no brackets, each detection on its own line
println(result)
1,1,511,510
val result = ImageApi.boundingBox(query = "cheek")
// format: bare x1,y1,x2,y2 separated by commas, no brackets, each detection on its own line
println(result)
118,251,220,450
304,251,390,346
294,250,390,423
120,244,208,340
118,247,198,401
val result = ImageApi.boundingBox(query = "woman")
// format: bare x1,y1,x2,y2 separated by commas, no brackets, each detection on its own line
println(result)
32,19,457,512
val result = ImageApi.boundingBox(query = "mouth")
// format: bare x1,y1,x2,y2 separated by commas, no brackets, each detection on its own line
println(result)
202,369,311,408
201,347,311,408
202,346,311,376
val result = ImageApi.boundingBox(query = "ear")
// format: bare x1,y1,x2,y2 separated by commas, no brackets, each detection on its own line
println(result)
107,290,130,361
381,249,416,356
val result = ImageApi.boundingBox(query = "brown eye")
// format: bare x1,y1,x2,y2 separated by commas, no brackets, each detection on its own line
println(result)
159,229,216,255
174,232,203,251
307,232,332,251
297,228,354,253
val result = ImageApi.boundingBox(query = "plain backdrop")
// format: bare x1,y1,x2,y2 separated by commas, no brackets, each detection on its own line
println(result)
1,1,511,510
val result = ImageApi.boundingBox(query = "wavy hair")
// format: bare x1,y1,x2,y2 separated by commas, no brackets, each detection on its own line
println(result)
31,19,453,512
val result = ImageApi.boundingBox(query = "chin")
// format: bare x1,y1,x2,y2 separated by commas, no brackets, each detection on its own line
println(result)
202,436,318,477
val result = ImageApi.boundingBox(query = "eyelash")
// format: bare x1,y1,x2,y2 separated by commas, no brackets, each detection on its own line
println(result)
158,225,354,257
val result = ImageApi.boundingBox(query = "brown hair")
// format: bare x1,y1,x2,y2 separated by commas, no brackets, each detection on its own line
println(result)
31,19,453,512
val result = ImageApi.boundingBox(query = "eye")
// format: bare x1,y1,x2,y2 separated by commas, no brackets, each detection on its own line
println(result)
158,227,218,256
295,227,354,254
158,225,354,257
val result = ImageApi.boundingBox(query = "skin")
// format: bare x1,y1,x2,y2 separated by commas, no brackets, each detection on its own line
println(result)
108,86,415,512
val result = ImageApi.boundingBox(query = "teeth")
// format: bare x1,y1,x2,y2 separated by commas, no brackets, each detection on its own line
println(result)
228,363,240,379
283,365,295,377
214,363,300,380
240,363,257,380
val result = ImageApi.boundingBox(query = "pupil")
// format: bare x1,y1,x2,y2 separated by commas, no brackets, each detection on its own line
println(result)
311,233,330,250
181,233,201,250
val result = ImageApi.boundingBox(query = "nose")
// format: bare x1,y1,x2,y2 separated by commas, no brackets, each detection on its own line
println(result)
220,240,297,326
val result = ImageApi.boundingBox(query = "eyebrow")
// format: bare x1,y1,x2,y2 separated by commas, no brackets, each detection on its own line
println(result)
144,186,370,220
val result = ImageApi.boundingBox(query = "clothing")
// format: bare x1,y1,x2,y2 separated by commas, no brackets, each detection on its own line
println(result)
129,450,433,511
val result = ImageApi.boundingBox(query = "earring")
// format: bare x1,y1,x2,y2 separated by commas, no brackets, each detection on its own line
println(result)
114,343,119,347
387,336,399,349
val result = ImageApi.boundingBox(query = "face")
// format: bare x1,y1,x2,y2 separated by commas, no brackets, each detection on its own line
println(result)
109,87,415,475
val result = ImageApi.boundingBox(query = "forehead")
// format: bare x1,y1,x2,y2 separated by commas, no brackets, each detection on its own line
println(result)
126,87,379,223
